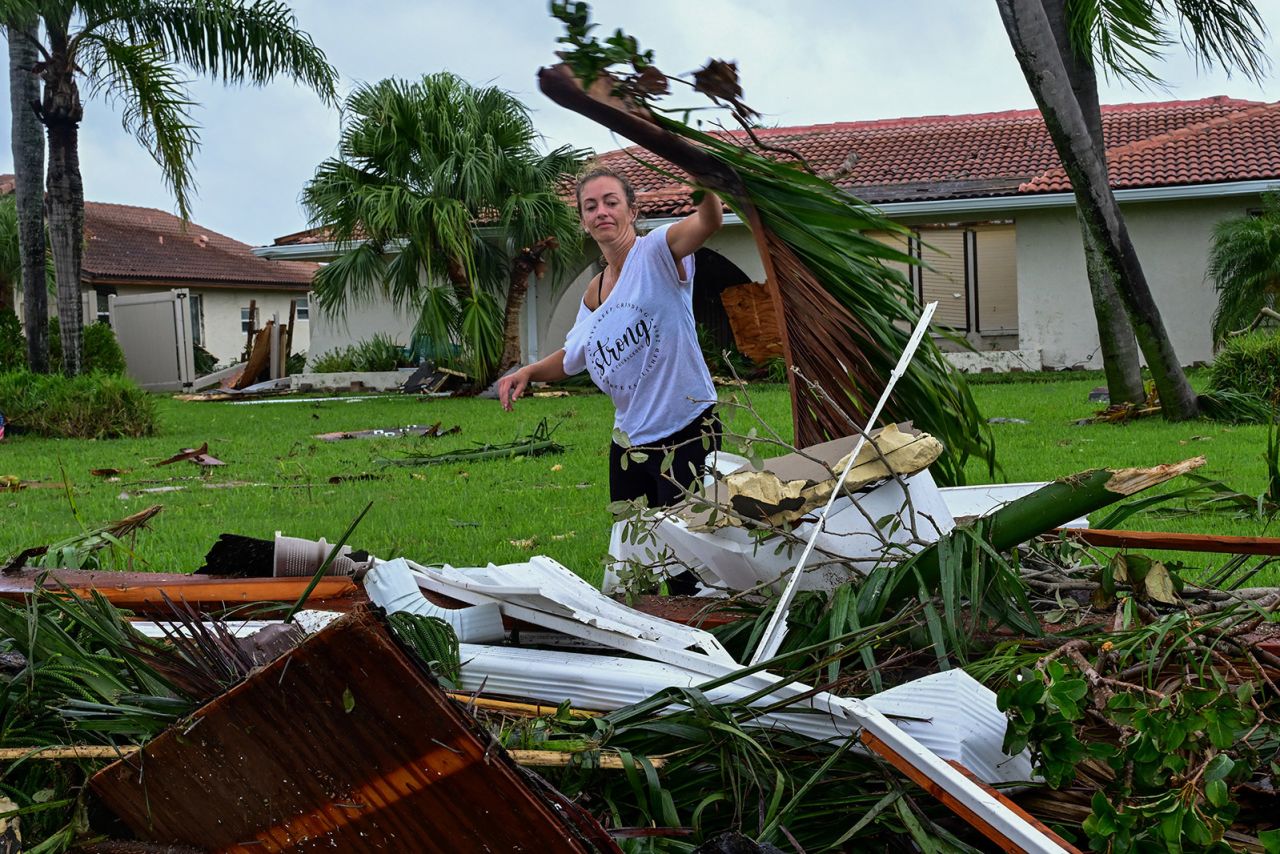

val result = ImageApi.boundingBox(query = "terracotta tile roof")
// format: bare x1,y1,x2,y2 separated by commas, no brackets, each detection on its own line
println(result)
1021,101,1280,192
0,176,317,289
590,96,1275,216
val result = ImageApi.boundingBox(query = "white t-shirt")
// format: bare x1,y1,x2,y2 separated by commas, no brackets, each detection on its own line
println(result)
563,223,716,446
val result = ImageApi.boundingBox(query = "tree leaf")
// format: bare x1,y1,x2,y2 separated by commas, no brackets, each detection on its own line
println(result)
1143,561,1179,604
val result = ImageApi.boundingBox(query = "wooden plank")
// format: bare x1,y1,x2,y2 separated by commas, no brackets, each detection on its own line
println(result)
233,320,274,390
0,569,361,614
859,730,1081,854
1058,528,1280,556
90,609,618,853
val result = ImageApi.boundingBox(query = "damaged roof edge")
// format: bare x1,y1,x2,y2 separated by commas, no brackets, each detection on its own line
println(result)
251,178,1280,262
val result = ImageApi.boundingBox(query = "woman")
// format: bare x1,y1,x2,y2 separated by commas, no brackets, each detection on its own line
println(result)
499,166,723,510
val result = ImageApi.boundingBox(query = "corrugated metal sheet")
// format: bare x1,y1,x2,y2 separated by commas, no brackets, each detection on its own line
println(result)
90,609,618,853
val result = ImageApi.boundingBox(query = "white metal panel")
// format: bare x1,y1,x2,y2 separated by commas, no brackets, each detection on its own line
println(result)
412,556,737,668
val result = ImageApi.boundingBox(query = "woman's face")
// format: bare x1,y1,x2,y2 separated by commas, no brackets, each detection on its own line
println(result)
579,176,636,242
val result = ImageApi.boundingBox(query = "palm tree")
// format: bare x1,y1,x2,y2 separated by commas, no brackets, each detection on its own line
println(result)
0,0,337,376
996,0,1269,420
1207,192,1280,342
7,18,47,372
302,73,585,387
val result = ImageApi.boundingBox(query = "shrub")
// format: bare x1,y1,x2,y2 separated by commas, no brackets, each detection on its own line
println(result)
193,343,217,375
309,345,359,373
82,321,126,375
0,309,24,370
310,335,410,373
0,370,157,438
1207,331,1280,403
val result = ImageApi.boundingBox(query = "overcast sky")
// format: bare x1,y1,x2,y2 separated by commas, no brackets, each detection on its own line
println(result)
4,0,1280,246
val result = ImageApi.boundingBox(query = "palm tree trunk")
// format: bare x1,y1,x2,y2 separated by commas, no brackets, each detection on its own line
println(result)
42,37,85,377
498,236,558,376
998,0,1199,420
862,455,1205,620
1041,0,1144,404
8,22,48,372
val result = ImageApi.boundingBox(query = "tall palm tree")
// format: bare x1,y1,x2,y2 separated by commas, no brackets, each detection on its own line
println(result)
302,73,585,387
0,0,337,376
996,0,1269,420
7,18,47,372
1207,192,1280,342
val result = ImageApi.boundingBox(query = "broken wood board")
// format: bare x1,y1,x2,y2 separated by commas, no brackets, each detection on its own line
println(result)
0,570,362,615
720,281,783,363
89,608,619,853
232,321,275,390
1058,527,1280,556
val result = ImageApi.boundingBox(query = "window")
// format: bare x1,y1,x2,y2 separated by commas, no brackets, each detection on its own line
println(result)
94,287,116,324
295,295,309,321
188,294,204,346
865,224,1019,336
241,305,256,333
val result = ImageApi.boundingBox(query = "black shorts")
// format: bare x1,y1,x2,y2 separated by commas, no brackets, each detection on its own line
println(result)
609,405,722,508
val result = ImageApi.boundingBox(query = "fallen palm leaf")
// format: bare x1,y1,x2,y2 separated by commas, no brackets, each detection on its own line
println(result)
153,443,224,467
382,418,564,467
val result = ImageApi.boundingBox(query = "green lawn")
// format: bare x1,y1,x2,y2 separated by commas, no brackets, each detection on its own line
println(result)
2,376,1276,586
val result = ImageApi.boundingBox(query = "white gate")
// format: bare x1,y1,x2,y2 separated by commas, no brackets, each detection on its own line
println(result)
108,289,196,392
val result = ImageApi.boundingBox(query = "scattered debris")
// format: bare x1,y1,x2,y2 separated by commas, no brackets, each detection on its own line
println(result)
153,443,224,467
3,505,162,574
0,476,62,491
327,473,386,484
89,609,620,852
401,363,469,395
314,422,460,441
987,416,1031,424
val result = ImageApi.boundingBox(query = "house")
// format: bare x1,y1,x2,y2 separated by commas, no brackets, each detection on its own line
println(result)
256,96,1280,373
2,176,319,366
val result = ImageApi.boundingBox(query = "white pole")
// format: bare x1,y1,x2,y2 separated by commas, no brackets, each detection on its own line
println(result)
748,302,939,667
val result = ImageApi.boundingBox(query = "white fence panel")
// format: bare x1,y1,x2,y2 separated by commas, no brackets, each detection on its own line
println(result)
108,289,196,392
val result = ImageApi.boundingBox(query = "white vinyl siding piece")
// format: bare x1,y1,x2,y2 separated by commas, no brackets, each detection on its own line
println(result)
974,225,1018,333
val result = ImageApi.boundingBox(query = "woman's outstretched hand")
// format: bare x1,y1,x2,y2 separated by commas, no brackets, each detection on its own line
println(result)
497,367,531,412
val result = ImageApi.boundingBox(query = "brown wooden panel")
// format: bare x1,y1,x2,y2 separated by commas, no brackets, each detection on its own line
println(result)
719,282,784,364
90,609,617,853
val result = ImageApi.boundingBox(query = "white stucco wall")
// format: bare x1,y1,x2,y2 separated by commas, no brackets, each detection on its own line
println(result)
1015,195,1257,369
307,295,418,367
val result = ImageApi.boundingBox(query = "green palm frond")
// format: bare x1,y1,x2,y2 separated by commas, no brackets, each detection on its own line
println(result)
1065,0,1269,84
85,0,338,102
1207,192,1280,341
78,36,201,219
